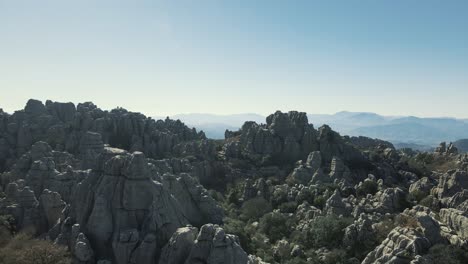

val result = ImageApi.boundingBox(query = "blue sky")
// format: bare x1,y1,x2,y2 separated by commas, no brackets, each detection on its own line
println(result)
1,0,467,117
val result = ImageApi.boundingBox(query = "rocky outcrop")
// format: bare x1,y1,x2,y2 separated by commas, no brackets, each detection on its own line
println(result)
0,99,204,172
440,208,468,240
39,189,66,230
69,151,188,262
325,190,352,217
409,177,435,196
435,142,458,155
159,226,199,264
161,224,251,264
224,111,318,165
161,172,224,226
362,227,431,264
353,188,406,216
289,151,322,185
343,214,376,250
431,170,468,204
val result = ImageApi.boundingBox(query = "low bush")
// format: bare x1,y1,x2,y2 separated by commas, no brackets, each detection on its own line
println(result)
301,215,353,249
427,244,468,264
0,233,71,264
241,197,272,220
356,180,378,197
259,211,290,242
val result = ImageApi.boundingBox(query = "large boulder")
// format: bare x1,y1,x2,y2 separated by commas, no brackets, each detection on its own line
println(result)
70,151,188,261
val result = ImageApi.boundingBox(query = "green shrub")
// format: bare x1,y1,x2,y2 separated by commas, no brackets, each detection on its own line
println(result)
241,197,272,220
301,215,353,249
356,181,378,197
409,190,427,203
419,195,440,212
259,211,290,242
312,195,326,210
284,257,308,264
223,217,253,253
427,244,468,264
278,201,298,213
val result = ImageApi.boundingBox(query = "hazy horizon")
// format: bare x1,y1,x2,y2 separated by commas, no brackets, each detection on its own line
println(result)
2,0,468,117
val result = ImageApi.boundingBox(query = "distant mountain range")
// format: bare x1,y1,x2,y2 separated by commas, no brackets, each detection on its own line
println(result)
155,112,468,150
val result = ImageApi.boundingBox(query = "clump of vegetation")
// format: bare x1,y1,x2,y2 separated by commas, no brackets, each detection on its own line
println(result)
299,215,353,249
223,217,254,253
396,214,420,229
278,201,298,213
240,197,272,220
356,180,378,197
258,211,291,243
312,195,327,210
409,190,428,203
0,232,71,264
426,244,468,264
419,195,441,212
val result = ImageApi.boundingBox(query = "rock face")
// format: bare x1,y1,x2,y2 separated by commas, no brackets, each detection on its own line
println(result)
0,99,205,173
362,226,431,264
159,226,199,264
161,172,223,226
0,100,245,264
70,151,189,262
432,170,468,204
224,111,317,165
409,177,435,196
163,224,250,264
289,151,322,185
224,111,363,165
440,208,468,240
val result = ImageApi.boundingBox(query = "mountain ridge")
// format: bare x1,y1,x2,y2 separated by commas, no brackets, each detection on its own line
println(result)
159,112,468,148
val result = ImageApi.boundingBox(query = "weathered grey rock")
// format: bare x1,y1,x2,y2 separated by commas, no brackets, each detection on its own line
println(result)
289,165,314,185
362,227,431,264
161,172,223,226
440,208,468,240
159,226,199,264
224,111,319,165
39,189,66,229
183,224,249,264
409,177,434,196
343,214,376,250
446,190,468,209
25,99,47,115
353,188,406,216
79,131,104,169
112,229,140,264
435,141,459,155
432,170,468,204
71,151,188,261
74,233,95,263
325,190,352,217
305,151,322,170
318,125,363,164
45,100,76,123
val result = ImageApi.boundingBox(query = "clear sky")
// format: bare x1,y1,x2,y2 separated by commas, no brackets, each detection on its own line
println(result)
1,0,467,117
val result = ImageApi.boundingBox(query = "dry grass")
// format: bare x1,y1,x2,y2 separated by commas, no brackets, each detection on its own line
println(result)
0,232,71,264
396,214,420,229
